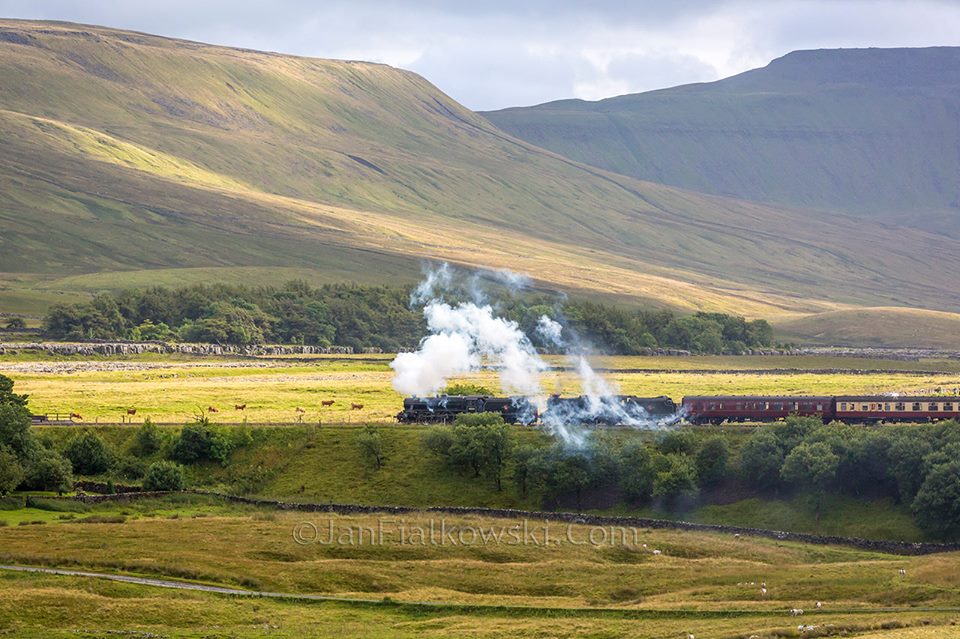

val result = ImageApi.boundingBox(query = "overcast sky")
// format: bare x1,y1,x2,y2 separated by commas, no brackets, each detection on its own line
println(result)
3,1,960,110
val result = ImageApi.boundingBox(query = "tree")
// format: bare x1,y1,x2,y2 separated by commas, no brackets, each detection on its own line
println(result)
773,415,822,451
133,419,163,457
887,435,934,502
0,446,23,495
64,431,113,475
696,437,730,487
4,317,26,330
618,441,658,503
528,446,593,511
652,454,699,506
739,429,784,488
356,425,385,470
143,460,186,491
423,413,515,490
780,441,839,517
512,445,537,496
442,383,495,396
171,419,232,465
23,449,73,493
912,461,960,539
657,430,698,455
0,375,34,461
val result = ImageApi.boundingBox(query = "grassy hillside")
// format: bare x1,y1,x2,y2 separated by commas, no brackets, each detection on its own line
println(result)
484,47,960,232
775,307,960,348
3,23,960,325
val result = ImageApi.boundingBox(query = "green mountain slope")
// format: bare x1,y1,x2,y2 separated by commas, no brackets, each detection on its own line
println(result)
3,22,960,327
483,47,960,231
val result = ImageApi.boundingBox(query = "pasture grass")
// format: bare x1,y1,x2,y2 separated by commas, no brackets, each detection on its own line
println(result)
7,353,960,424
0,502,959,636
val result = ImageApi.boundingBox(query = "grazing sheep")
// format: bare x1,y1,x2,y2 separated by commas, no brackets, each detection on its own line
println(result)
790,608,804,616
234,404,246,410
760,586,767,596
652,549,662,555
351,403,364,410
815,601,822,609
206,406,218,413
295,406,306,413
899,568,907,576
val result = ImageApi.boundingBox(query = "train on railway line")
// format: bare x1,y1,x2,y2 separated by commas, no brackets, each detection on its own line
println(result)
397,394,960,425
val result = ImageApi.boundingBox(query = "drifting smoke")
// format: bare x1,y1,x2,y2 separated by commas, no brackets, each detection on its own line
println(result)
392,264,674,446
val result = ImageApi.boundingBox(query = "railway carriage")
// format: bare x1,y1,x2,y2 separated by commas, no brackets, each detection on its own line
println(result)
834,396,960,423
682,395,835,425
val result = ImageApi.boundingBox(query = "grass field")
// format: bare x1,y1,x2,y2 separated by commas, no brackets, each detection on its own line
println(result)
0,495,959,637
5,353,960,424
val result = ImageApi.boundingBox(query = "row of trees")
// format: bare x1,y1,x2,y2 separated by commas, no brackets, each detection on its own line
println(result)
416,413,729,510
737,416,960,536
42,281,773,354
410,411,960,539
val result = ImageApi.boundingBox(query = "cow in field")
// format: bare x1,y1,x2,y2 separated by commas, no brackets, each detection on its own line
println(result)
70,413,83,421
127,408,137,416
207,406,219,413
351,403,364,410
235,404,246,411
321,400,335,407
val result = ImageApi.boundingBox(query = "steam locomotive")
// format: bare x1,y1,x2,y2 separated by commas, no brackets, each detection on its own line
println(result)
397,393,960,426
396,395,538,424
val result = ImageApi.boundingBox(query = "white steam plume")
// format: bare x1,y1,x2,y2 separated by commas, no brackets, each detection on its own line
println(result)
391,300,546,397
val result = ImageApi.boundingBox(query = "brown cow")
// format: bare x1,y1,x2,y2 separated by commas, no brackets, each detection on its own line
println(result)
207,406,219,413
321,400,335,407
126,408,137,416
235,404,246,411
70,412,83,421
351,403,364,410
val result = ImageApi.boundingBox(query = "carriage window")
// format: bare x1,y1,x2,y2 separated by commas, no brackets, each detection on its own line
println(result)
895,402,905,411
765,402,770,410
930,403,939,411
861,404,869,411
839,402,847,410
945,403,954,411
912,402,921,411
884,403,891,411
774,402,783,410
817,404,824,411
736,403,743,410
792,402,799,411
719,402,724,409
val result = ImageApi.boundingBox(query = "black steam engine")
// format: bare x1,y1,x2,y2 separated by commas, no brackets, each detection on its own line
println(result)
396,395,538,424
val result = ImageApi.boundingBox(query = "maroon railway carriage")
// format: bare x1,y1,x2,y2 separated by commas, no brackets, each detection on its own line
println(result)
835,396,960,423
682,396,835,425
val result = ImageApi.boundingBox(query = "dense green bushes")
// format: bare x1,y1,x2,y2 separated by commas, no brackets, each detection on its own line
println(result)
143,461,186,491
41,281,773,354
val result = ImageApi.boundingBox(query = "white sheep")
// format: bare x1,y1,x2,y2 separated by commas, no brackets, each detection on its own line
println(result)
790,608,804,616
652,549,662,555
815,601,822,609
899,568,907,576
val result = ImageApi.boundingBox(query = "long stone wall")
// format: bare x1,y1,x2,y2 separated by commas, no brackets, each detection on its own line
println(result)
68,489,960,556
0,341,359,356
